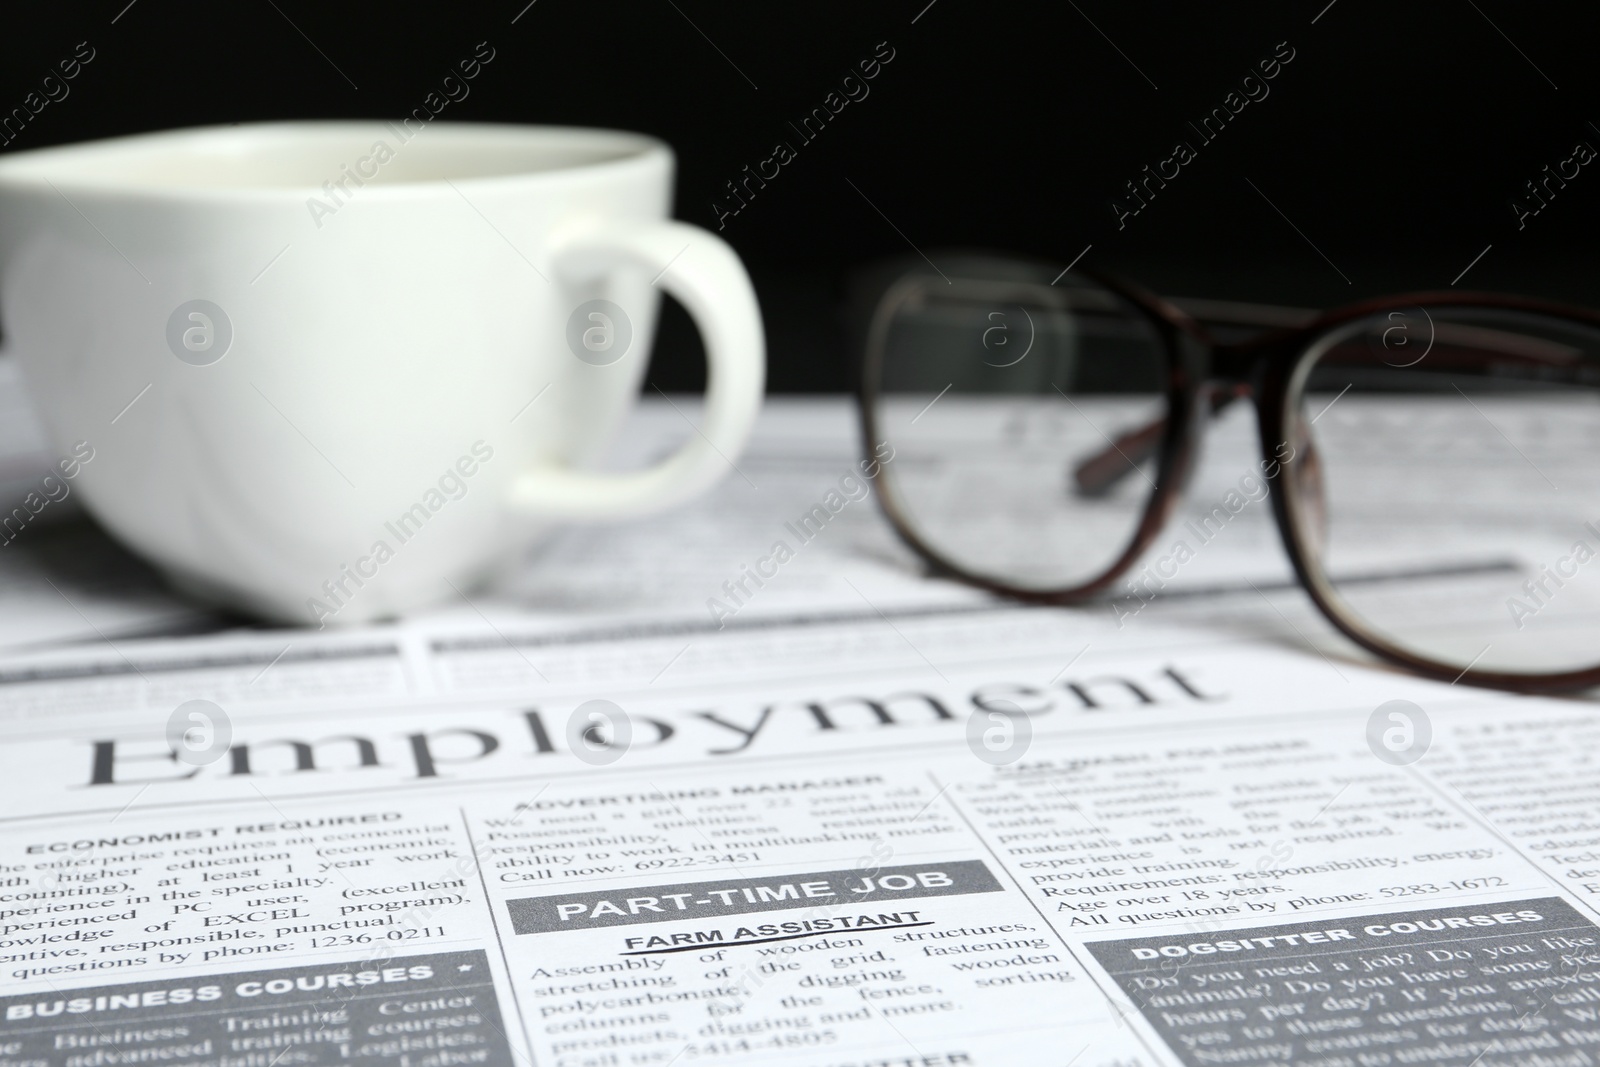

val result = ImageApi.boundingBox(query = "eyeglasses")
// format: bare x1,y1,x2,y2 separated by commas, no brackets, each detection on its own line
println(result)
852,255,1600,692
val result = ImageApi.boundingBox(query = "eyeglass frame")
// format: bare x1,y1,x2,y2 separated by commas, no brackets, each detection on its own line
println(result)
854,270,1600,694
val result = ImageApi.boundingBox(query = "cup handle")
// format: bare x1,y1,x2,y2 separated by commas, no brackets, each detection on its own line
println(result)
506,219,765,521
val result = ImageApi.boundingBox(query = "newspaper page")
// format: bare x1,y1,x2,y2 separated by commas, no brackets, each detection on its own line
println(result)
0,603,1594,1067
0,391,1561,663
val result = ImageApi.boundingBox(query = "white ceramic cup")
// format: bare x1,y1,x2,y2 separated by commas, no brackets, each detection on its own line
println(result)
0,121,764,625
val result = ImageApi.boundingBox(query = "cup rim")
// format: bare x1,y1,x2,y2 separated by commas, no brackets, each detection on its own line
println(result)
0,120,671,202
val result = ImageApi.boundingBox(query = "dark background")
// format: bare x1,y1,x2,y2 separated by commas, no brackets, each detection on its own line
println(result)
6,0,1597,391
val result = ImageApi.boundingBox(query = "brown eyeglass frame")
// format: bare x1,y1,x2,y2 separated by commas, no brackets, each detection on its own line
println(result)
855,270,1600,694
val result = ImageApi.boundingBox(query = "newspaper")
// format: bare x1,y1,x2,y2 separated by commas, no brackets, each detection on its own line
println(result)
0,597,1595,1067
1,387,1598,1066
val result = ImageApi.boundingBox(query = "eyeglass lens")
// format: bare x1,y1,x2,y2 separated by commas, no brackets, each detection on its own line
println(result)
1288,307,1600,675
865,272,1170,592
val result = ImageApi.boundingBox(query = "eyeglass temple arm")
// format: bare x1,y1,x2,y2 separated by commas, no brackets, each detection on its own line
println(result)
1073,390,1237,497
1071,312,1589,497
1069,296,1321,497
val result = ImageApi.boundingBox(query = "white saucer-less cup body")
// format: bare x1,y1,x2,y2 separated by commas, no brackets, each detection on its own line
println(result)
0,122,764,625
